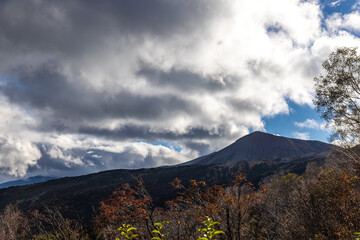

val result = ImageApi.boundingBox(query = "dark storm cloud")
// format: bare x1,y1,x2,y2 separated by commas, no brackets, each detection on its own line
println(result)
79,124,230,141
183,141,211,156
0,0,228,142
227,98,264,114
137,67,238,93
0,0,224,56
1,64,199,127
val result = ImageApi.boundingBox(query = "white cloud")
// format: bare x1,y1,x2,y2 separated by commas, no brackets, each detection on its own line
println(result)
47,146,84,167
39,132,198,172
352,1,360,10
329,0,346,7
0,97,42,177
0,136,41,177
326,11,360,34
294,119,327,130
293,131,310,140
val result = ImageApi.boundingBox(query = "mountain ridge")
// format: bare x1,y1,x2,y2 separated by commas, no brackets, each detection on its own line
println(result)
183,131,331,165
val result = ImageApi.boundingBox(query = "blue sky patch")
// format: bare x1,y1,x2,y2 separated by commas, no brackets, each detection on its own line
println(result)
264,101,331,142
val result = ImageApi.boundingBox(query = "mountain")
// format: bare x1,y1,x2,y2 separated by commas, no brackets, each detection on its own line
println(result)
0,132,333,223
0,176,56,189
184,131,331,165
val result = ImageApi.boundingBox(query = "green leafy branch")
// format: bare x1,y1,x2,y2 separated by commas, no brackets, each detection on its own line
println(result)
151,221,169,240
116,224,138,240
197,216,224,240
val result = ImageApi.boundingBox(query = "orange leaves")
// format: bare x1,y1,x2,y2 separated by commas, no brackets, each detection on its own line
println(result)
95,177,154,238
232,172,247,186
168,177,184,190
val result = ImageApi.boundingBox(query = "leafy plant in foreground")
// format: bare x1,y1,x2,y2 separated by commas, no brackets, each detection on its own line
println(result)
116,224,138,240
151,221,169,240
197,216,224,240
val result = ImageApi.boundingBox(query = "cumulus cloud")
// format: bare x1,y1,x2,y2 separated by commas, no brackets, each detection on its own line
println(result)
293,132,310,140
0,0,359,179
47,146,84,168
294,119,327,130
0,136,41,177
326,11,360,34
0,96,42,178
25,139,198,178
352,2,360,10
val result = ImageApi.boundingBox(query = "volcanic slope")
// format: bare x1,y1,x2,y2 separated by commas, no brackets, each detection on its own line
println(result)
184,131,331,165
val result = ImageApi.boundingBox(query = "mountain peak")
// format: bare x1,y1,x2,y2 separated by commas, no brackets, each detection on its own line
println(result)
184,132,331,165
250,131,268,135
238,131,278,139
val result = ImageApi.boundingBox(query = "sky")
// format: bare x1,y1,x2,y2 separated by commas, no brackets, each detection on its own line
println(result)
0,0,360,182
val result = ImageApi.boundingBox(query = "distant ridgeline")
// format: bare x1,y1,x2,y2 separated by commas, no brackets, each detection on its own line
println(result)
0,176,56,189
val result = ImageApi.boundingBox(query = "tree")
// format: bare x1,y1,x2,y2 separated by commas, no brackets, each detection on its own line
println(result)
0,204,28,240
95,177,156,239
314,47,360,143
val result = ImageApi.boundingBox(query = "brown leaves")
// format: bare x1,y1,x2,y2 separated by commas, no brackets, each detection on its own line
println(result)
95,178,155,238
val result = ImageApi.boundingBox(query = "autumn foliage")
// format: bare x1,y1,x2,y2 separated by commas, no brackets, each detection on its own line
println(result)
96,178,156,239
94,153,360,240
